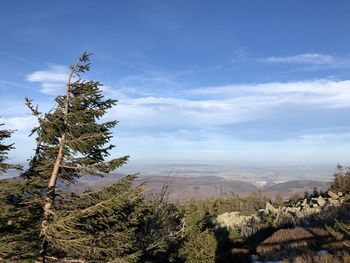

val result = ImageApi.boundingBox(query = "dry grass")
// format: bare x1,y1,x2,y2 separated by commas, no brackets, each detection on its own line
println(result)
256,227,332,261
283,251,350,263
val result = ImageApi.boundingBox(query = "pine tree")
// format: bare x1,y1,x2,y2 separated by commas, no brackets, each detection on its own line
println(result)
24,53,129,260
331,164,350,193
0,121,22,173
0,179,44,260
45,175,147,262
38,176,183,262
0,121,42,261
178,202,217,262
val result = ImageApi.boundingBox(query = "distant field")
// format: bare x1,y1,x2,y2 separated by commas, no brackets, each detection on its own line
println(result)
62,173,331,202
5,162,335,202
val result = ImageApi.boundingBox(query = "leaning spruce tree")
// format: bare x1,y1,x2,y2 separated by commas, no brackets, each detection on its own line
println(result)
24,53,129,259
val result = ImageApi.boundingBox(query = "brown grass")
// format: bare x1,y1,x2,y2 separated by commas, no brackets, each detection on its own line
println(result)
283,251,350,263
256,227,332,261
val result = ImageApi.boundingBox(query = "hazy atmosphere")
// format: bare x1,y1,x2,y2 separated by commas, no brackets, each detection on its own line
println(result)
2,1,350,166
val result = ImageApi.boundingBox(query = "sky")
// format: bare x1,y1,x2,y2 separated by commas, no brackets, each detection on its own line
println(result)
1,1,350,165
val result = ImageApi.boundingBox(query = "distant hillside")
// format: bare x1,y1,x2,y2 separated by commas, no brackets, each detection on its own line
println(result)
61,174,331,202
143,176,258,201
262,180,330,195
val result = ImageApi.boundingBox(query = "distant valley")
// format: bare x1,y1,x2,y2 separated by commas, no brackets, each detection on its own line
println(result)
63,172,331,202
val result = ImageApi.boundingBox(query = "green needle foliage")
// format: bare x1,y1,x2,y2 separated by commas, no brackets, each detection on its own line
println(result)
46,175,146,262
24,53,129,182
13,53,183,262
21,53,130,260
0,122,22,173
331,164,350,193
0,121,42,261
0,179,45,260
41,176,183,262
178,202,217,263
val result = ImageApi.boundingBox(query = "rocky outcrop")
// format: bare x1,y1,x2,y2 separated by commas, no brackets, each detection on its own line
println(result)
215,212,261,237
215,191,349,235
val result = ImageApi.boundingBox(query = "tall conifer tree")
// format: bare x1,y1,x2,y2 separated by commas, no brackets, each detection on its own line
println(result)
24,53,129,259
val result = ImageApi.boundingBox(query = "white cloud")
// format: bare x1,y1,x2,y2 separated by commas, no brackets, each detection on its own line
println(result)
261,53,350,68
20,67,350,130
26,65,67,94
0,116,35,131
15,68,350,163
102,79,350,132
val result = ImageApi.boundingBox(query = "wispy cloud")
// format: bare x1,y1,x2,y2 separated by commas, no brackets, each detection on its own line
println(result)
297,132,350,143
261,53,350,68
101,79,350,135
26,65,67,94
0,80,35,91
14,66,350,162
0,52,40,67
0,116,35,131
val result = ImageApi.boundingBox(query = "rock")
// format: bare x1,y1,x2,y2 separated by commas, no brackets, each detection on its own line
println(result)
265,202,277,213
329,199,340,206
302,206,320,215
216,211,252,229
328,190,339,199
303,204,310,210
317,196,326,206
286,207,298,213
296,211,304,218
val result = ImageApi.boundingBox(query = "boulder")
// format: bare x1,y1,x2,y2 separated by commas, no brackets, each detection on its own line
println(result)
286,207,298,213
296,211,305,218
328,191,339,199
317,196,326,207
265,202,278,213
329,199,340,206
303,204,310,210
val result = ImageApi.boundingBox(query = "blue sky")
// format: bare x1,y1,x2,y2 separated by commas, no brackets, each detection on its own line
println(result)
1,1,350,165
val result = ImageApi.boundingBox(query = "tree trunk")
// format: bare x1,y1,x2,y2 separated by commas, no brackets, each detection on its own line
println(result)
40,63,77,262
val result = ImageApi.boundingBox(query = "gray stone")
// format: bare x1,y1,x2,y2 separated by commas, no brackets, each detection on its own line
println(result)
265,202,277,212
296,211,304,218
286,207,298,213
329,199,340,206
328,190,339,199
317,196,326,206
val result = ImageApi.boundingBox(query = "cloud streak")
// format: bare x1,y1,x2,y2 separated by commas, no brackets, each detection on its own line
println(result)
103,79,350,133
261,53,350,68
26,65,67,94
